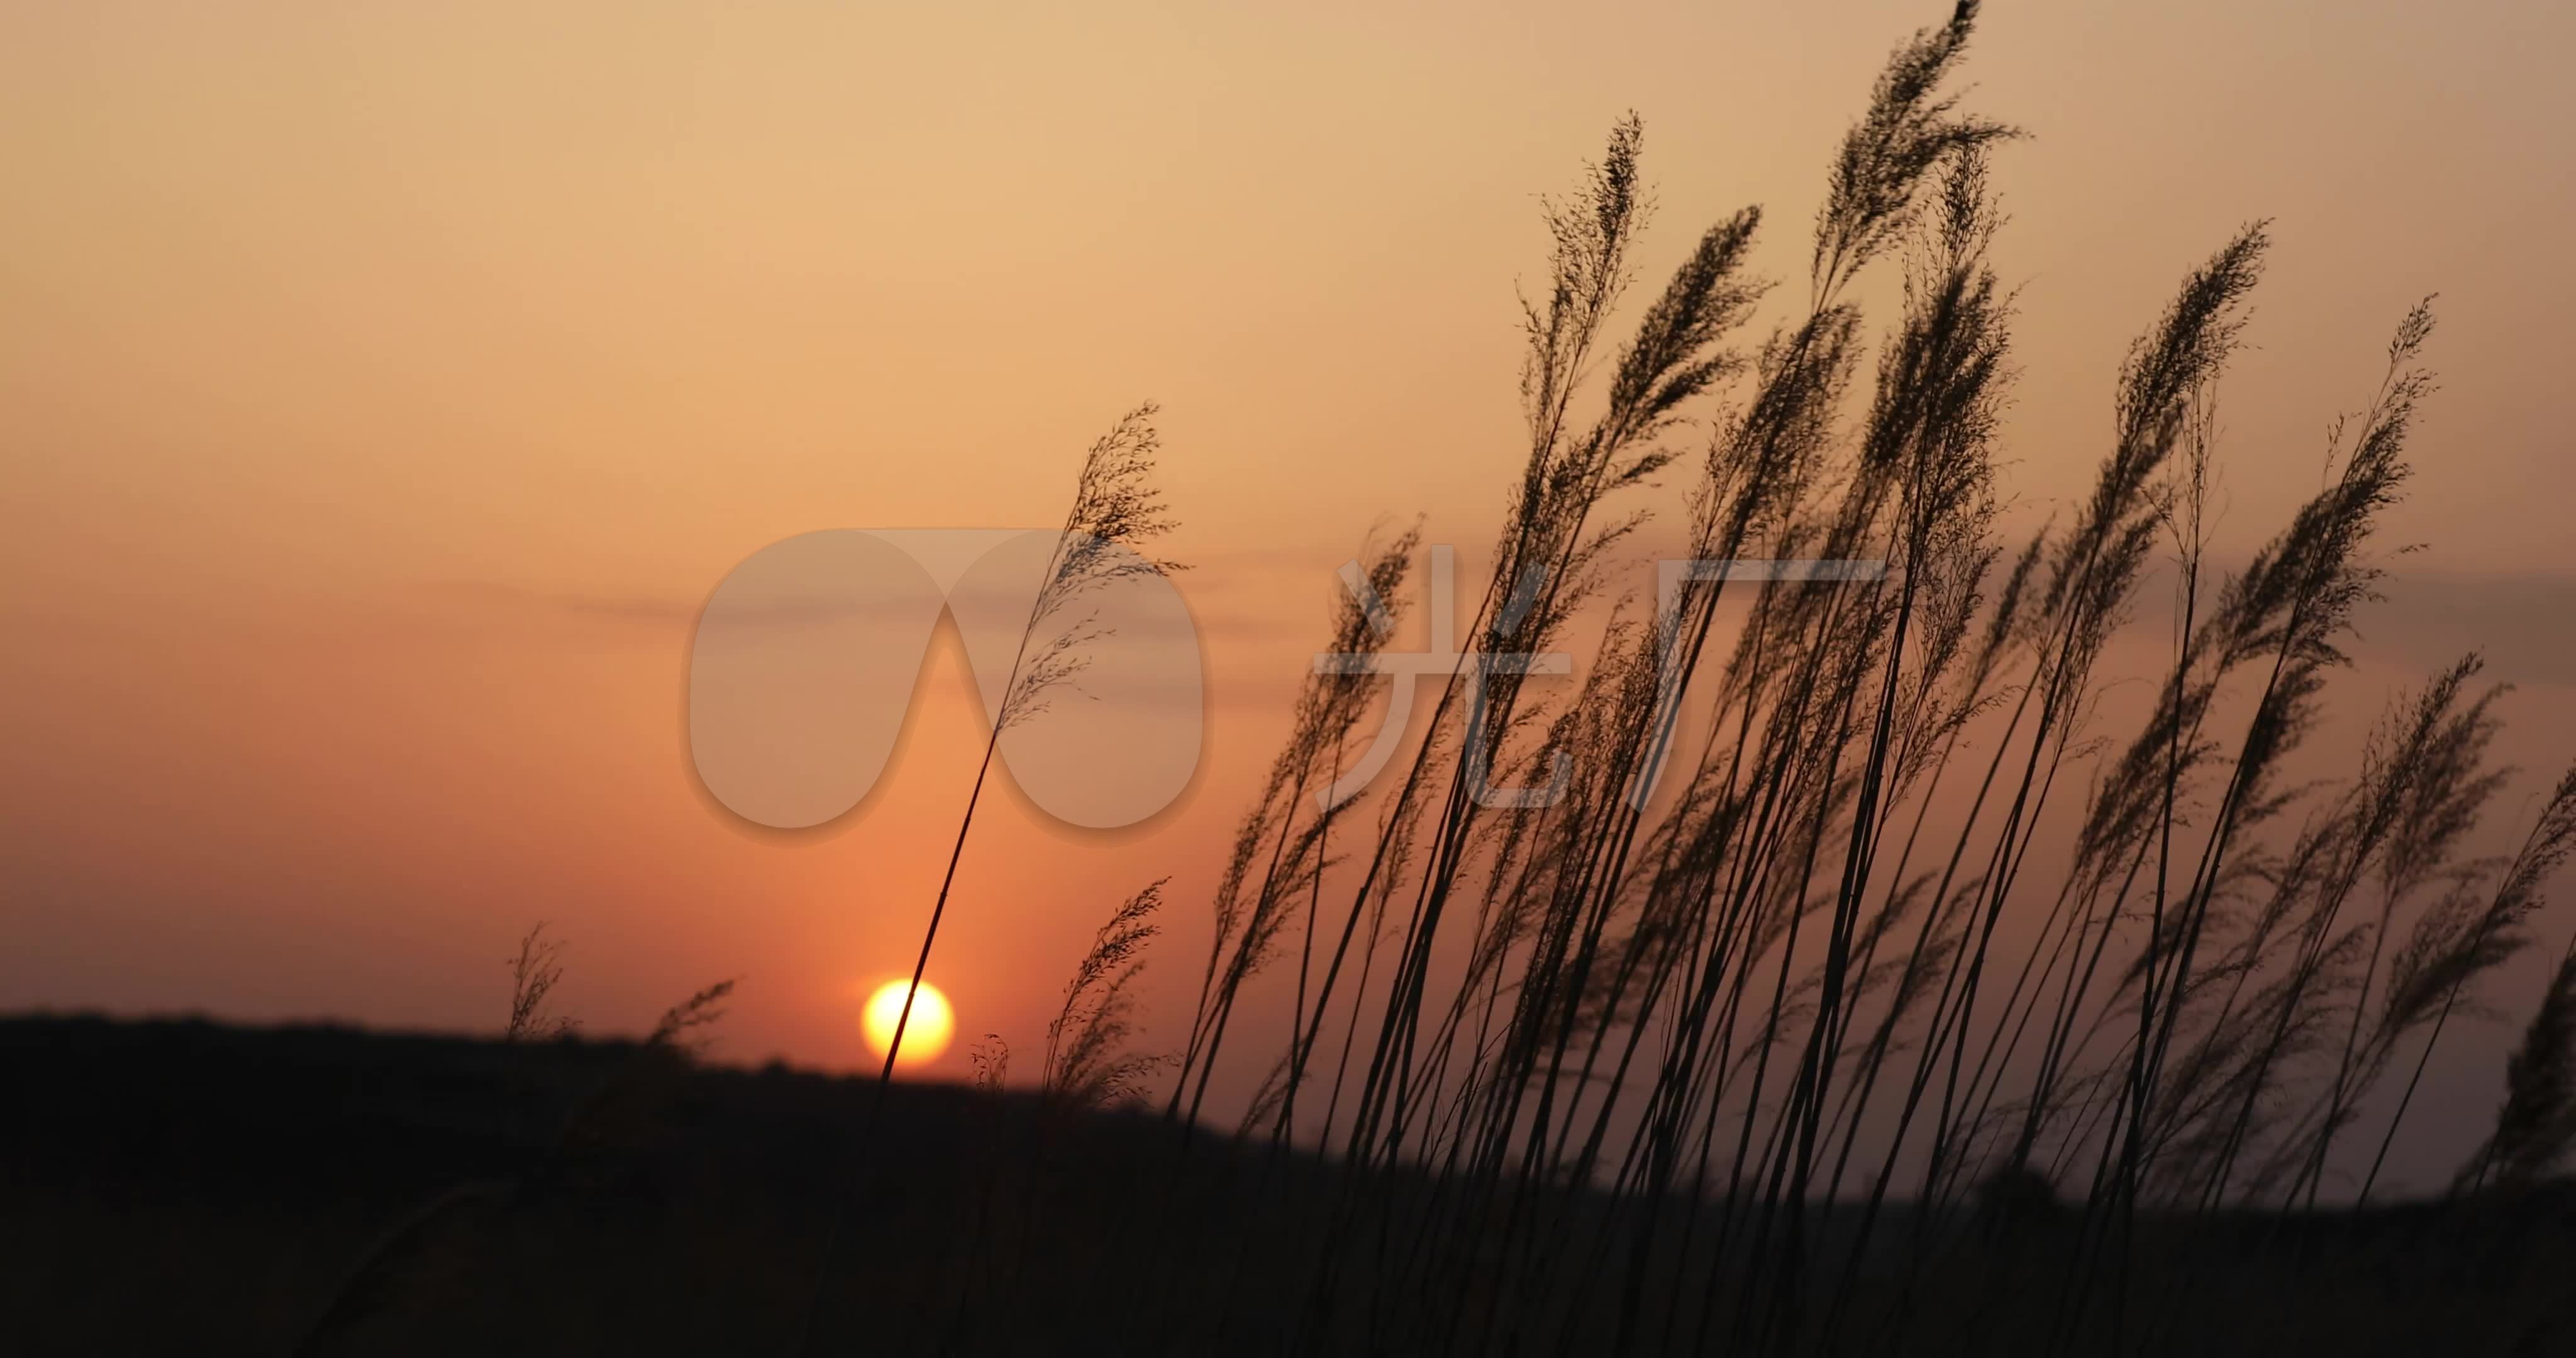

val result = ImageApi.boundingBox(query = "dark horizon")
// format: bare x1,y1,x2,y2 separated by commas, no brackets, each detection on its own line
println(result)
9,2,2576,1354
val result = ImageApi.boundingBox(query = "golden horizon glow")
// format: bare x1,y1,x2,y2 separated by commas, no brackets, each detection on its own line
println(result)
6,0,2573,1196
861,979,953,1069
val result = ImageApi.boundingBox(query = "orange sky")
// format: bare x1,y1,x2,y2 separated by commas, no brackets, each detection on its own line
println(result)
6,1,2576,1190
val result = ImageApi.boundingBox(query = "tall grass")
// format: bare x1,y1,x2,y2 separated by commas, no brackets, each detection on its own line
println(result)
504,922,578,1042
708,4,2576,1353
1022,3,2576,1353
877,404,1185,1087
788,404,1186,1357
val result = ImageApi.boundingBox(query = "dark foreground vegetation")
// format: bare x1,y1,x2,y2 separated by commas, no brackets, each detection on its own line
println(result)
21,4,2576,1355
5,1015,2571,1357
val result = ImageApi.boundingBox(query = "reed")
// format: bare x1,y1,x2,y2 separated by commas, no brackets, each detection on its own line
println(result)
747,6,2576,1353
1124,6,2576,1353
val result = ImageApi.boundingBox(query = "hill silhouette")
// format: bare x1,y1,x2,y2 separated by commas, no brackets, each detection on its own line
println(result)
6,1014,2571,1355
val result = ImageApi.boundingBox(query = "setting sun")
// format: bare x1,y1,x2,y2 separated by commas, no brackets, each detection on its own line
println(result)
860,979,953,1069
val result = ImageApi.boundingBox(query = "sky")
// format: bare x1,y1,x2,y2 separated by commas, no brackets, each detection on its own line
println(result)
5,1,2575,1194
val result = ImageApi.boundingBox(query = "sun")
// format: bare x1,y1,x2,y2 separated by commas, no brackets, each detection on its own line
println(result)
861,979,953,1068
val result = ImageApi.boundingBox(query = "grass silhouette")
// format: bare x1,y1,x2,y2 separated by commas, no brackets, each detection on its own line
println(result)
14,3,2576,1355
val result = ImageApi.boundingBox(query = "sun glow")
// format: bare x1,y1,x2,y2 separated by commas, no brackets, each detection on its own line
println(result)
861,979,953,1068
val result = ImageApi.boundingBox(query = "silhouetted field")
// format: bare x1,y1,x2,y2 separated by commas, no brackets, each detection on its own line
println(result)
6,1015,2570,1356
19,5,2576,1356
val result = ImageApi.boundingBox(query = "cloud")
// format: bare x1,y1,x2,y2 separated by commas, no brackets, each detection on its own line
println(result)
2350,573,2576,691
